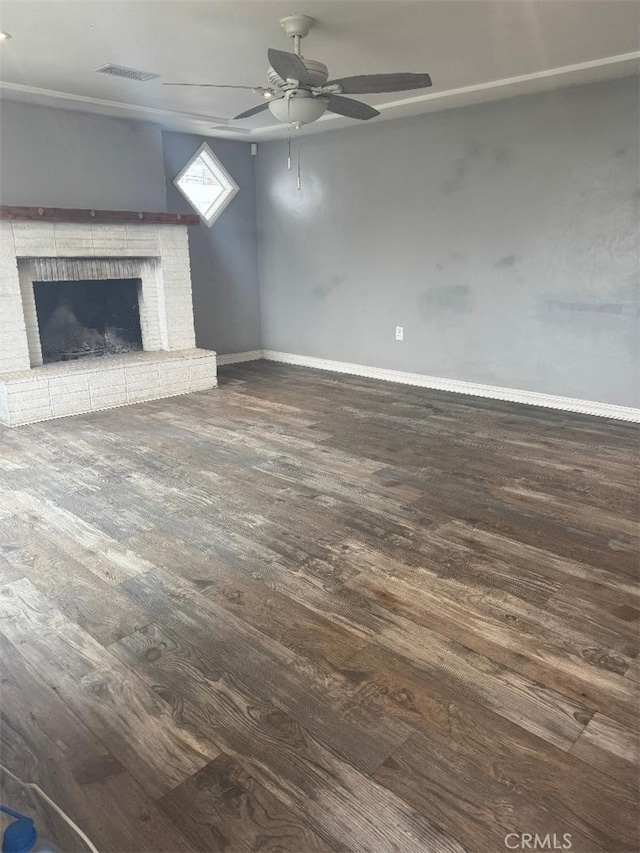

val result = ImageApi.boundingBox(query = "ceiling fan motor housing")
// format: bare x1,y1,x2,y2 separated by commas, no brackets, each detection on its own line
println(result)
267,58,328,90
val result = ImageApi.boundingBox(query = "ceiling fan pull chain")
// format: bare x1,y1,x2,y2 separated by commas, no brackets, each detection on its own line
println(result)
287,99,292,169
297,141,302,190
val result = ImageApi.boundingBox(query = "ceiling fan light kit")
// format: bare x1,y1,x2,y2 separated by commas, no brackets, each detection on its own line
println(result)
268,89,329,126
163,14,433,128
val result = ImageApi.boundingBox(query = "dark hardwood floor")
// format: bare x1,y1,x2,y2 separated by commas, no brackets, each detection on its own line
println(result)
0,361,638,853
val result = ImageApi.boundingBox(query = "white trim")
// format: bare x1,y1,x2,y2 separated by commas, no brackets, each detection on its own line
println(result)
172,142,239,227
378,51,640,112
261,350,640,423
2,51,638,141
216,350,263,365
0,80,229,126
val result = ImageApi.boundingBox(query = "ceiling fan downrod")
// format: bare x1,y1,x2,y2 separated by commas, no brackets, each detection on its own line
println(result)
279,15,315,56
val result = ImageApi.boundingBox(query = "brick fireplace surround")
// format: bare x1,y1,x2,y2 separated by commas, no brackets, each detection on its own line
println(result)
0,207,218,426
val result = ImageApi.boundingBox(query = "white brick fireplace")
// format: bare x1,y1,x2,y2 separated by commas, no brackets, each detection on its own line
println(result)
0,210,217,426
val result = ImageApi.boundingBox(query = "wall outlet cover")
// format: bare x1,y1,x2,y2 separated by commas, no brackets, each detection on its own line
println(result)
395,326,404,341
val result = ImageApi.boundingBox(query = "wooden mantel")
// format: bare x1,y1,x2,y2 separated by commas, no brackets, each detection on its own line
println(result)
0,205,201,225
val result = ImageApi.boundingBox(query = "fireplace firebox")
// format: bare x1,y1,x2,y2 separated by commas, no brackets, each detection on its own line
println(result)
33,278,143,364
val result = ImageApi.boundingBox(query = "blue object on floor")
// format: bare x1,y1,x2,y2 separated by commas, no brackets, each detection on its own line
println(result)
0,806,56,853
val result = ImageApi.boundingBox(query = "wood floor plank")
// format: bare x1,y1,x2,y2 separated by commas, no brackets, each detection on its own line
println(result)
0,550,27,586
242,559,592,750
625,656,640,683
127,530,369,669
344,569,639,729
121,480,361,587
569,712,640,790
545,582,640,657
0,578,218,799
110,621,466,853
0,634,197,853
498,482,639,542
16,542,149,645
374,730,638,853
2,490,154,584
411,484,638,578
329,643,636,851
344,538,638,658
1,516,149,645
370,426,637,517
118,567,412,774
421,519,639,602
0,631,123,787
338,528,561,609
160,753,335,852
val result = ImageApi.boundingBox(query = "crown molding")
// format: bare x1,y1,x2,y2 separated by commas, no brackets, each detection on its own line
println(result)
382,50,640,112
1,51,638,141
0,79,235,134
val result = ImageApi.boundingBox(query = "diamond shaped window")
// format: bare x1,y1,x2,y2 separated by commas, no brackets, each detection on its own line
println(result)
173,143,238,227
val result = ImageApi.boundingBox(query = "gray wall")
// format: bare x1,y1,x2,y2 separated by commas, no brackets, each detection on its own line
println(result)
256,77,639,407
163,132,261,355
0,100,167,210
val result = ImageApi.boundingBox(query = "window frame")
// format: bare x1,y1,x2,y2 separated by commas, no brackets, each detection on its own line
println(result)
172,142,239,227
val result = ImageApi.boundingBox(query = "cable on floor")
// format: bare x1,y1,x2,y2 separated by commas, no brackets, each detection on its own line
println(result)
0,763,100,853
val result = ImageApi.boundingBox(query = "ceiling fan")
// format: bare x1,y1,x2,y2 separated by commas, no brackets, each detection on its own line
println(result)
164,15,432,127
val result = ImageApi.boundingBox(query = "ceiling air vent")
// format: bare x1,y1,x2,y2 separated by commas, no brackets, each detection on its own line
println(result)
95,63,159,82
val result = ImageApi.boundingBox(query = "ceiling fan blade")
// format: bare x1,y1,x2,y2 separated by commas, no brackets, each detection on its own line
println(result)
326,95,380,120
325,72,432,94
164,83,265,90
267,48,314,85
233,99,280,120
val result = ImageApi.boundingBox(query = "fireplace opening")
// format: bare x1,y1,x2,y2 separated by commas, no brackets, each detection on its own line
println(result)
33,278,143,364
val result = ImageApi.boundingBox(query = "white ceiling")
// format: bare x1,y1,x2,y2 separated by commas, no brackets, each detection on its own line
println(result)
0,0,638,141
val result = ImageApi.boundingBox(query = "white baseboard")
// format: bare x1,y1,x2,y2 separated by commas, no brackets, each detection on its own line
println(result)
261,350,640,423
216,350,263,366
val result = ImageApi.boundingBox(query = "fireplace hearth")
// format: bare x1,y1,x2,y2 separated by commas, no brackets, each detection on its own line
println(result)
34,278,143,364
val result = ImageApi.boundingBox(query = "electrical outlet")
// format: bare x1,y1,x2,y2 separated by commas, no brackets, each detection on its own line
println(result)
395,326,404,341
